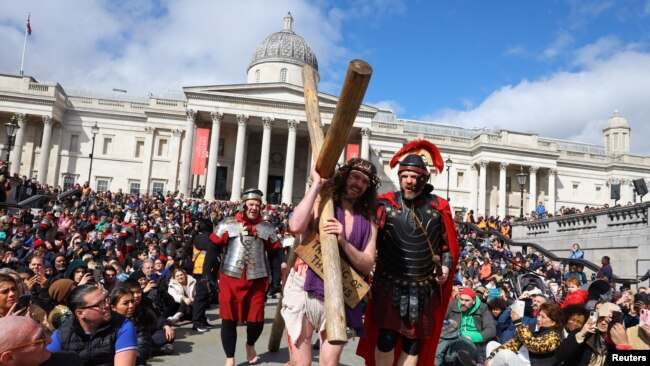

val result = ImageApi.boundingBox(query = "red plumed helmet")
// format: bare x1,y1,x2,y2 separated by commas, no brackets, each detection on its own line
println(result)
389,139,444,175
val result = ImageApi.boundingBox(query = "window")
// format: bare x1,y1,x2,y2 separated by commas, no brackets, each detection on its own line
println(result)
219,138,225,157
572,183,579,197
255,70,260,83
595,185,602,200
97,179,109,192
280,68,287,82
157,138,168,157
135,140,145,158
130,182,141,195
63,176,75,191
152,181,164,194
102,137,113,155
69,134,79,153
456,171,464,188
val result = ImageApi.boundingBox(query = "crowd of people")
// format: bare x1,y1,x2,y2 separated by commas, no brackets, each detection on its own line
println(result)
1,140,649,366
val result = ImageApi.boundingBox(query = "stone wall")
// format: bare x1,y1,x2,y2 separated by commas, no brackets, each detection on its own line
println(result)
511,203,650,278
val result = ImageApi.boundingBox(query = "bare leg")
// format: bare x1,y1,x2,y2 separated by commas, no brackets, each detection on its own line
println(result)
224,358,234,366
288,317,314,366
375,348,394,366
397,352,419,366
318,331,344,366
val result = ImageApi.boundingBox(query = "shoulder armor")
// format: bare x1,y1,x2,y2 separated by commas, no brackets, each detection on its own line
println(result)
256,221,278,242
216,217,241,237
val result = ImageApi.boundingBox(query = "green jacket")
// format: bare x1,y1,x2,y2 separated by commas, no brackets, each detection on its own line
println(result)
445,297,496,344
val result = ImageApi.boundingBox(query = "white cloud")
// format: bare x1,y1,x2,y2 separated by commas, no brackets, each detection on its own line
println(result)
369,99,405,114
0,0,347,95
427,39,650,155
542,32,574,59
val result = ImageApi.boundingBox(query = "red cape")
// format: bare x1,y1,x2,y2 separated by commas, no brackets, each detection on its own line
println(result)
356,192,460,366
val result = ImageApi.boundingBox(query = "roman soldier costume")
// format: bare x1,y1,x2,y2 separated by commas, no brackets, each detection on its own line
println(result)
358,140,460,366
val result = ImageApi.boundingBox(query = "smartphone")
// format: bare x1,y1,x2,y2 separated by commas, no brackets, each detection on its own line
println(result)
640,309,650,327
512,300,526,316
609,311,623,331
15,294,31,312
589,311,598,323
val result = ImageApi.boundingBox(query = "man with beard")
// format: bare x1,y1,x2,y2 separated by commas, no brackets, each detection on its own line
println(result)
282,158,379,366
214,189,281,366
357,140,460,366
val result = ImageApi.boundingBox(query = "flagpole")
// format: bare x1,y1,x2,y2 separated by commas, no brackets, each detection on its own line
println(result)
20,13,29,75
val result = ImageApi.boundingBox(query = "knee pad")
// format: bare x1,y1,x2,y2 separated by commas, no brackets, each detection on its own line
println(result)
376,329,399,353
401,337,421,356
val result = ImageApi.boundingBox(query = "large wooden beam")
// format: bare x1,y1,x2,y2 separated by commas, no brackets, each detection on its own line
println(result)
268,65,325,352
316,60,372,344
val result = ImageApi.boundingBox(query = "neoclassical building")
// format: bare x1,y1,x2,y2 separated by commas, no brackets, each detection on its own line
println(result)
1,13,649,218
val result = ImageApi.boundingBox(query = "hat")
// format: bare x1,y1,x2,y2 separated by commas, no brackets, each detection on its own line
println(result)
48,279,76,304
241,188,263,203
596,302,621,318
129,270,146,282
389,139,444,176
32,239,46,250
460,288,476,300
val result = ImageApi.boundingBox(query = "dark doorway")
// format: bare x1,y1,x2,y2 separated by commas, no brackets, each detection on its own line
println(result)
216,166,228,200
267,175,283,204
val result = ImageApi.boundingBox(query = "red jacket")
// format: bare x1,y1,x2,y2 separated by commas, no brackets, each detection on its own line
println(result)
561,289,589,308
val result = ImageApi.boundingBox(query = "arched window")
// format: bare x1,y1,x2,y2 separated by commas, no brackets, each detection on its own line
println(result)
280,68,287,83
255,70,260,83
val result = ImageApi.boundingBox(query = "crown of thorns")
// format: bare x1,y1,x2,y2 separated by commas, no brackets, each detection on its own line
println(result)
340,159,381,189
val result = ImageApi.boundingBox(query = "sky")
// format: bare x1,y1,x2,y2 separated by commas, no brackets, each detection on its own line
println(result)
2,0,650,154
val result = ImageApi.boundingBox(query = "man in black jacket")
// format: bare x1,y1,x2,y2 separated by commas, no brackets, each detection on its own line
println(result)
46,284,138,366
189,218,221,332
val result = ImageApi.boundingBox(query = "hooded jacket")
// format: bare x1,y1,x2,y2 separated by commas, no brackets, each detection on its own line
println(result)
446,297,496,344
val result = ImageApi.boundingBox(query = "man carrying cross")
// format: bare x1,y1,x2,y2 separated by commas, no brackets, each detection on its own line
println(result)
281,157,379,366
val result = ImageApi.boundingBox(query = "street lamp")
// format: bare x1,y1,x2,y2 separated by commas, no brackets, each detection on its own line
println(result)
517,166,527,220
88,122,99,185
5,116,20,169
445,156,453,201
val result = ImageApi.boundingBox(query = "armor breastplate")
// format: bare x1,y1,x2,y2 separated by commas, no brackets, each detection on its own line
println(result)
377,192,444,281
217,218,277,280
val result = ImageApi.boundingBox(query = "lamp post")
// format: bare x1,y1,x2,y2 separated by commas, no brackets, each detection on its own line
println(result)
4,116,20,169
88,122,99,185
517,166,527,221
445,157,453,201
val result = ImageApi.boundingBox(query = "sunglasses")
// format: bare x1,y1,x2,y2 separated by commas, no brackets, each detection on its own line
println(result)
79,296,110,310
4,329,46,352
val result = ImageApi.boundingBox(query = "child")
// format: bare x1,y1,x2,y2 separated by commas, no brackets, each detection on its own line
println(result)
561,277,588,308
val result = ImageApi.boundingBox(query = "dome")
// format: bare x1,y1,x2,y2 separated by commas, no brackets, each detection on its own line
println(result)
248,13,318,72
604,110,630,130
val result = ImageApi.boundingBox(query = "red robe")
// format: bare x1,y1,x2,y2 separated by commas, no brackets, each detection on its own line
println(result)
356,192,460,366
214,212,281,322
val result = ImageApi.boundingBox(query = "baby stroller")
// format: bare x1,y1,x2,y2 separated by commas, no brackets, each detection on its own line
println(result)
515,273,548,296
582,279,613,310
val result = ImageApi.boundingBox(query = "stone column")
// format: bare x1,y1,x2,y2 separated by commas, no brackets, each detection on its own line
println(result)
547,169,557,214
498,162,508,217
141,127,155,193
478,161,488,216
37,115,54,183
204,112,223,201
170,129,182,192
281,120,299,204
360,128,371,160
178,109,196,196
10,113,26,176
470,165,478,211
230,114,248,201
528,166,538,213
258,117,274,200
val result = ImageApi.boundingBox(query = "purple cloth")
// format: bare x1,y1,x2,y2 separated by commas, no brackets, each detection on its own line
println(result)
304,205,370,335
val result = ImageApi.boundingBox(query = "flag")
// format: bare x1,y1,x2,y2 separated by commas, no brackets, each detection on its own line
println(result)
26,13,31,35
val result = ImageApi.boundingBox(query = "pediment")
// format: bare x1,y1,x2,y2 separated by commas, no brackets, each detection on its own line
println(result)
183,82,376,112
